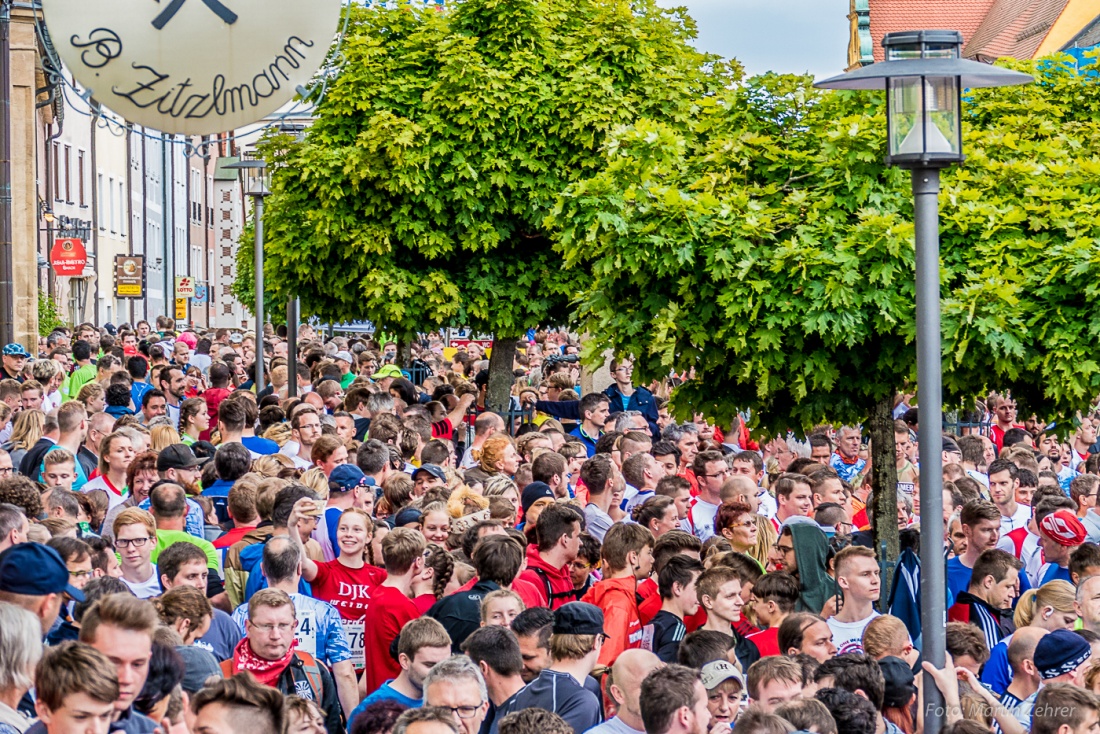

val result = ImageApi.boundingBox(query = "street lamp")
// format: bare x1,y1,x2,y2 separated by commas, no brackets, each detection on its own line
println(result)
226,152,271,393
816,30,1030,734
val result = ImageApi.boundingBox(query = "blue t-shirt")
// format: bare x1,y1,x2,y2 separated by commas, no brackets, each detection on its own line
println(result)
194,608,241,661
242,436,279,456
946,556,971,607
348,681,421,726
1038,563,1073,586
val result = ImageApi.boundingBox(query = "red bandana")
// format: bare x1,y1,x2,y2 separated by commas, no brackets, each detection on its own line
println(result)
230,637,297,687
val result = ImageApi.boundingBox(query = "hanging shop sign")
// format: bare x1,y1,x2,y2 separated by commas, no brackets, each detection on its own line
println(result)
50,238,87,277
42,0,342,135
115,256,145,298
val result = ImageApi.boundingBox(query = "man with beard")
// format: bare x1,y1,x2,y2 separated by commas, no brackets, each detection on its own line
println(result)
152,444,208,538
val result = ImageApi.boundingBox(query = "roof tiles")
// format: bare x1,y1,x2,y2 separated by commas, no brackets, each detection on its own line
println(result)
962,0,1071,60
868,0,999,61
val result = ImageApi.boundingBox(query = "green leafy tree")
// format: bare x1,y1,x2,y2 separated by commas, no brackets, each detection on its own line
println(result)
553,57,1100,594
239,0,732,407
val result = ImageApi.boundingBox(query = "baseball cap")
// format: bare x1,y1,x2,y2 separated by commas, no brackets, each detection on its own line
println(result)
393,507,423,528
701,660,745,691
330,464,372,493
878,656,917,708
0,543,85,602
2,343,30,358
521,481,555,515
553,602,605,636
334,351,354,365
942,437,961,455
370,364,404,380
156,444,208,472
229,333,243,344
412,464,447,484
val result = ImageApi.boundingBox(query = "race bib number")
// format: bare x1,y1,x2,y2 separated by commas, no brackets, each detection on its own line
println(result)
639,624,655,653
295,610,318,658
343,619,365,671
897,482,915,495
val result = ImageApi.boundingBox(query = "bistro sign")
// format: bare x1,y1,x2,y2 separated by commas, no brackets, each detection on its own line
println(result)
42,0,342,135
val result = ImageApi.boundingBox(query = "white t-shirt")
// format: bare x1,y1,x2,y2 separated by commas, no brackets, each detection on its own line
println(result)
121,565,161,599
1000,504,1031,535
967,469,990,488
682,498,720,542
827,611,880,654
82,475,128,510
757,488,778,519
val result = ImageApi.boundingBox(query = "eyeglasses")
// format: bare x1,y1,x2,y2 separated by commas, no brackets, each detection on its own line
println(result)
775,543,795,555
69,570,93,579
440,704,484,719
725,520,755,529
0,467,12,475
704,469,729,478
251,622,295,634
115,537,150,548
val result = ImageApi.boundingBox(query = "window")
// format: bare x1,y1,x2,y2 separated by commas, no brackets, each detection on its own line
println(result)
52,143,60,201
64,145,72,203
78,151,86,206
98,173,105,228
108,177,116,233
119,181,126,238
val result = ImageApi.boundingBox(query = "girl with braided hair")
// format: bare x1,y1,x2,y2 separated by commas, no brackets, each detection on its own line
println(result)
412,543,457,613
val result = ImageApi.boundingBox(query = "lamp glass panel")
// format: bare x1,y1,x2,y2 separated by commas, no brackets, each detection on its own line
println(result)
888,76,960,158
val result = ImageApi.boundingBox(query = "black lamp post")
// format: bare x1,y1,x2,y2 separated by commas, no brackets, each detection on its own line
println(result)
816,30,1031,734
226,152,271,393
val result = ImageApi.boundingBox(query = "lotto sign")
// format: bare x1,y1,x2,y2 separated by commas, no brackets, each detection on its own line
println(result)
42,0,342,136
342,619,365,671
175,276,195,299
50,238,87,277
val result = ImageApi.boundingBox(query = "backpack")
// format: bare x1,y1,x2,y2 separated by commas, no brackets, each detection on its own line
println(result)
220,650,324,703
531,566,581,607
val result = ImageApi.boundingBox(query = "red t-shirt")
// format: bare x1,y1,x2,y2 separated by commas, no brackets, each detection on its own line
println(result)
212,525,257,550
363,585,420,694
413,593,437,614
746,626,780,656
309,561,387,621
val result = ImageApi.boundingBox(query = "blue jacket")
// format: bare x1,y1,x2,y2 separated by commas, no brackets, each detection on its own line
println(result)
602,383,659,440
240,537,312,602
888,547,922,649
535,384,660,440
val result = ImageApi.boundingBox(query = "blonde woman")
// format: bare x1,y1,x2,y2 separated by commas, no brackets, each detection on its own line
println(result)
483,475,520,515
252,453,295,478
299,467,330,501
150,425,182,453
2,409,43,471
76,382,106,414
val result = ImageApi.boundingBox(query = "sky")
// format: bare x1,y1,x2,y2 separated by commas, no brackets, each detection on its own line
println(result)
661,0,852,80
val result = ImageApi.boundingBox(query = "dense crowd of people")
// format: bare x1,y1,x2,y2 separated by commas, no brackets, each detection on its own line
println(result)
0,317,1098,734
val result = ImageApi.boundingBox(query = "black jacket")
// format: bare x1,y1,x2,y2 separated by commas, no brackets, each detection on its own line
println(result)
19,437,55,478
428,579,502,653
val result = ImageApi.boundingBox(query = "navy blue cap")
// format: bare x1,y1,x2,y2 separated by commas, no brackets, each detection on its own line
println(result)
553,602,605,636
330,464,371,493
521,481,555,515
0,543,85,602
393,507,423,528
412,464,446,484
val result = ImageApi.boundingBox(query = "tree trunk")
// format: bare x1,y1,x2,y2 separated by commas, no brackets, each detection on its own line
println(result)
487,337,519,419
869,393,899,613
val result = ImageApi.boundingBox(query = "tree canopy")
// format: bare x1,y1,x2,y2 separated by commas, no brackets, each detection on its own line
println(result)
553,56,1100,433
241,0,733,343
